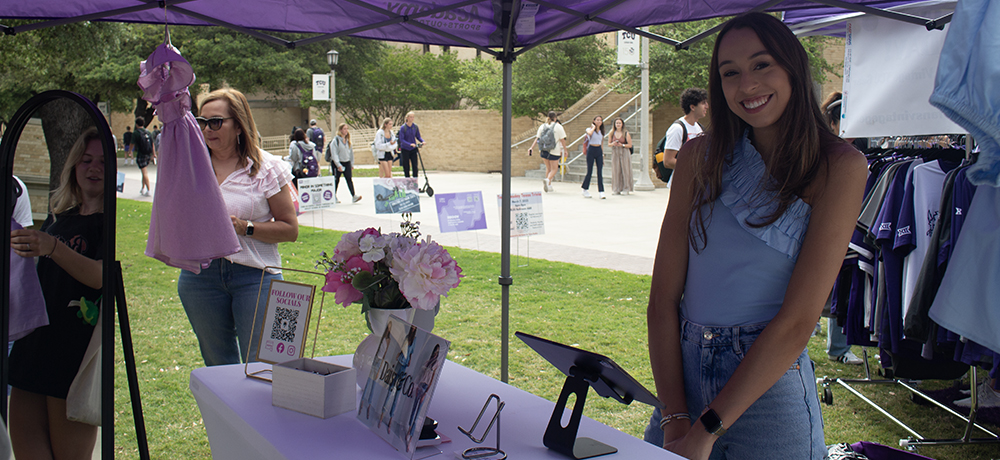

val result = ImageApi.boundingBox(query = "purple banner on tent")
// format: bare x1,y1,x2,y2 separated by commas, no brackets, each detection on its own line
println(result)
434,191,487,233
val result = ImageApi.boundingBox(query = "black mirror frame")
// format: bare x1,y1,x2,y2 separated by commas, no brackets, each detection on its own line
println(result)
0,90,117,457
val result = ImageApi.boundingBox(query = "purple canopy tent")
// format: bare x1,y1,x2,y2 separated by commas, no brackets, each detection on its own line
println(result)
1,1,946,456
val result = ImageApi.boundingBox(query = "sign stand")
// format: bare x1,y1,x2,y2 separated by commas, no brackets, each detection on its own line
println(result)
244,267,328,382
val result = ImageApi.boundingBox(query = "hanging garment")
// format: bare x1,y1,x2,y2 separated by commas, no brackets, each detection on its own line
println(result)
9,219,47,341
929,183,1000,355
138,42,241,273
929,0,1000,186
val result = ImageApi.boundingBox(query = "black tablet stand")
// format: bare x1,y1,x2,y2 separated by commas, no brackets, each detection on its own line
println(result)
516,331,664,460
543,367,618,459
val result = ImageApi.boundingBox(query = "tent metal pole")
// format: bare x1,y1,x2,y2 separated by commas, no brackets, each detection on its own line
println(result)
500,56,513,383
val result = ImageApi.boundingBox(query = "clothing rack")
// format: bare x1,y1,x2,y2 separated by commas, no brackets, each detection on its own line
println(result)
821,138,1000,451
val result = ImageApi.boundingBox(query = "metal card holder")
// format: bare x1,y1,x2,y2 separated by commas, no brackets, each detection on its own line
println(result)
458,394,506,460
245,266,328,382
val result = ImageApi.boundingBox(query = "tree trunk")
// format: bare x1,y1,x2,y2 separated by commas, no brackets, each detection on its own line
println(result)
35,98,95,191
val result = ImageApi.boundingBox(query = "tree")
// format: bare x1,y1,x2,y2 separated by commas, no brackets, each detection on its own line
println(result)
335,47,465,128
615,17,839,109
454,35,615,120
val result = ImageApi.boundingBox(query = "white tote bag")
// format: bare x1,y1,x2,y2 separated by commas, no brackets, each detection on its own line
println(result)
66,302,102,426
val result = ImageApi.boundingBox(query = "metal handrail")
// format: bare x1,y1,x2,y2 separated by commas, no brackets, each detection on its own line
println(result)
561,92,643,174
512,78,632,148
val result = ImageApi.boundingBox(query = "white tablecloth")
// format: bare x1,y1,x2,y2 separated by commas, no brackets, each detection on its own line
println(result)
189,355,685,459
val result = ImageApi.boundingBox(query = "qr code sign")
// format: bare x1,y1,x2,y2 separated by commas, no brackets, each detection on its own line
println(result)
515,212,530,231
271,306,298,342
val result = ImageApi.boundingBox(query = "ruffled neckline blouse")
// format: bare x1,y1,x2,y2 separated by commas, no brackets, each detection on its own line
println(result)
718,132,812,260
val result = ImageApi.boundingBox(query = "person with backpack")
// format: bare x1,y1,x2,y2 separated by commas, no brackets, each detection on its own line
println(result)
655,88,708,187
123,126,133,165
527,111,567,192
133,117,157,197
288,128,319,189
306,119,325,154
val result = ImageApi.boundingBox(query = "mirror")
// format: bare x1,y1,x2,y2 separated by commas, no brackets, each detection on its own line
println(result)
1,90,116,460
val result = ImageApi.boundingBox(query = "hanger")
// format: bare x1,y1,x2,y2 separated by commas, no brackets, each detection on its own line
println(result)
138,4,195,102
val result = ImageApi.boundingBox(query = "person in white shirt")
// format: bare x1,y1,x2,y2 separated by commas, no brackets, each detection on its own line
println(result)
661,88,708,187
527,111,567,192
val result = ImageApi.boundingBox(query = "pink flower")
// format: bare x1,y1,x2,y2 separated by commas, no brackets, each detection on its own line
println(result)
321,255,373,307
389,237,462,311
332,228,380,263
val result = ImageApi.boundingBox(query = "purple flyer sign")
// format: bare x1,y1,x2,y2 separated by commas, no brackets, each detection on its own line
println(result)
434,191,487,233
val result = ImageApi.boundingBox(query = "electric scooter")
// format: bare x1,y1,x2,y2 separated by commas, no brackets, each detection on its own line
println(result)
415,142,434,197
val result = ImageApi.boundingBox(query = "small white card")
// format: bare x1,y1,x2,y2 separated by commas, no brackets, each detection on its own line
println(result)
256,280,315,364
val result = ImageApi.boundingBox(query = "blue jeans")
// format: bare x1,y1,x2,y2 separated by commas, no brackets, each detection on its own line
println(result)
178,259,282,366
581,145,604,192
644,318,825,459
827,317,851,358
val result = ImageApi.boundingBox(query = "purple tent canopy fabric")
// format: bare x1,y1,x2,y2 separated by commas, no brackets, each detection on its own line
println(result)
1,0,944,50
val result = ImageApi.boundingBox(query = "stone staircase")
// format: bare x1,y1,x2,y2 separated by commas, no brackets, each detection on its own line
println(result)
522,87,646,187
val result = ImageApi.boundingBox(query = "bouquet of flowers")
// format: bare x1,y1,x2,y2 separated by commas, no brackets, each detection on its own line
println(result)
317,217,462,316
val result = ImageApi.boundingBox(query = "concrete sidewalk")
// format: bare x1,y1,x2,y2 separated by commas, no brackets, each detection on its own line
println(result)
117,159,669,275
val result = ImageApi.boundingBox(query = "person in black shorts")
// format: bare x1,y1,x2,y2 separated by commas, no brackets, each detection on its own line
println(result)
134,116,157,196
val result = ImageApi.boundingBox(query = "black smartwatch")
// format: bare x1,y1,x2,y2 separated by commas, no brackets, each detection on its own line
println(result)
245,220,255,236
700,408,727,437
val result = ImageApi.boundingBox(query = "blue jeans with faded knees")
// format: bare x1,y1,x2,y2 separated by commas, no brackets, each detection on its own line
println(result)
178,258,282,366
581,145,604,192
643,318,825,459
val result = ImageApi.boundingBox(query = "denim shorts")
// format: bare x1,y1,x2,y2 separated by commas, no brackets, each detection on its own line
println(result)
644,318,825,459
178,258,282,366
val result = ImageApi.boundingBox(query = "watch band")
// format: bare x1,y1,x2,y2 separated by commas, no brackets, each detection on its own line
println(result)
700,408,727,437
245,220,255,236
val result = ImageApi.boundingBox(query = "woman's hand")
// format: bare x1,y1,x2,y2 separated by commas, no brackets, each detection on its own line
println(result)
337,166,344,172
10,229,56,258
664,431,714,460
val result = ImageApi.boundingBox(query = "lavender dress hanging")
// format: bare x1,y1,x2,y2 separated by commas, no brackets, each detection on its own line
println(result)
138,43,241,273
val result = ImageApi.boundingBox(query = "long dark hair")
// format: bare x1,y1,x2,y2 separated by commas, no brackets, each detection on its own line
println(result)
690,12,831,250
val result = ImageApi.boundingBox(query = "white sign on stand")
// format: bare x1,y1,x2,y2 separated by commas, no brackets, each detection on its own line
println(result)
297,176,336,212
842,14,962,138
256,280,315,364
497,191,544,238
617,31,640,66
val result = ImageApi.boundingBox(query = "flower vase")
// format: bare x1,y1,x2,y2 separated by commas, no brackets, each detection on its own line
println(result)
352,304,438,388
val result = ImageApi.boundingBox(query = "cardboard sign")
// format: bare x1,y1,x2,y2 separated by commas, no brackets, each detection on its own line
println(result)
255,280,315,364
434,191,487,233
297,176,337,212
497,191,545,237
374,178,421,214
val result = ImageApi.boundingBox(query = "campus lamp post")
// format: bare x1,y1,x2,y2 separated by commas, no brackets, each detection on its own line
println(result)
327,49,339,135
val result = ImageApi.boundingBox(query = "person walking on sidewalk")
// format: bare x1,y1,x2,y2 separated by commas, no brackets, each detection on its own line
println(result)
397,112,426,179
528,111,567,192
123,126,134,165
375,118,398,179
327,123,363,204
608,117,634,195
581,116,606,199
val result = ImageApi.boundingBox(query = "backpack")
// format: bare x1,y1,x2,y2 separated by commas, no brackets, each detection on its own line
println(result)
295,144,320,178
538,123,556,151
133,128,153,158
308,127,325,151
653,120,701,184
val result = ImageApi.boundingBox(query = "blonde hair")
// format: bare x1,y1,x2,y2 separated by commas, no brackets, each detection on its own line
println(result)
337,123,351,147
381,118,393,130
50,127,103,215
199,88,263,177
405,111,416,119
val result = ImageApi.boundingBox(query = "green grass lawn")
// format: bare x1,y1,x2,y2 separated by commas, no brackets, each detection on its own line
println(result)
112,199,998,459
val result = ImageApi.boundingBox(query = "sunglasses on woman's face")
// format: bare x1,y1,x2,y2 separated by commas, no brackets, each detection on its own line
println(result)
195,116,233,131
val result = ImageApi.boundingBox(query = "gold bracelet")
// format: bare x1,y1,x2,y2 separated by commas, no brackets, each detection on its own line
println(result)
659,412,691,430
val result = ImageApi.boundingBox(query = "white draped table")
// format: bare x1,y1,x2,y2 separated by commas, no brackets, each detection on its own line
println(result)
189,355,685,459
